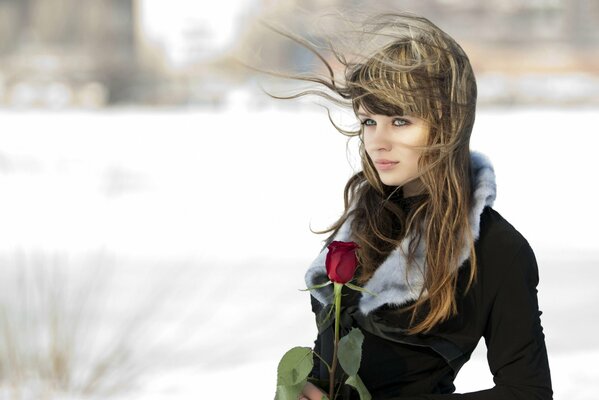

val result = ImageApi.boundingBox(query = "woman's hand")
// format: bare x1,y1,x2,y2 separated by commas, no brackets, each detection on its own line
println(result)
299,381,328,400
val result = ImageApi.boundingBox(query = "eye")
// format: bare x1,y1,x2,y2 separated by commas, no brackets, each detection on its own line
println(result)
360,118,375,126
393,118,410,127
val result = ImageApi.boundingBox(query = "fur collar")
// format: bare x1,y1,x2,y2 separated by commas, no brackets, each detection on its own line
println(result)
304,150,497,316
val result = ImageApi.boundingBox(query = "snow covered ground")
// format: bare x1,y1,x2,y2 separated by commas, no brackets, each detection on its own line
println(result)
0,102,598,399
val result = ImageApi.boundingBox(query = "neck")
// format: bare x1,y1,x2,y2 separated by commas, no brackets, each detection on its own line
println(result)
402,180,426,198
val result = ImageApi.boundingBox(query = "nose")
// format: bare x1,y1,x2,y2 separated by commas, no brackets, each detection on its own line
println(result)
366,124,392,153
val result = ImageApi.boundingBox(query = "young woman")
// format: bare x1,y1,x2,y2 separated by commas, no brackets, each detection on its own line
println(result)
261,11,552,400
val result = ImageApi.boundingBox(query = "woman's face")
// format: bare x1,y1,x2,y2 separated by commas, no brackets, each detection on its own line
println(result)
358,106,429,197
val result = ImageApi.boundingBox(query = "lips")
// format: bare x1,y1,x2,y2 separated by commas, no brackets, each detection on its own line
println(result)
374,160,399,171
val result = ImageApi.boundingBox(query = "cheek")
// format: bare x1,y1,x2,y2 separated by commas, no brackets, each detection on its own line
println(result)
399,147,422,163
400,150,423,174
363,140,375,158
362,134,371,149
406,156,421,173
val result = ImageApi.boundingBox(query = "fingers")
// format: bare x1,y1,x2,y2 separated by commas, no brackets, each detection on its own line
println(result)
301,381,327,400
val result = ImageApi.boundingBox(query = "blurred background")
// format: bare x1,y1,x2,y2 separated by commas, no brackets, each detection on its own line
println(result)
0,0,598,399
1,0,598,107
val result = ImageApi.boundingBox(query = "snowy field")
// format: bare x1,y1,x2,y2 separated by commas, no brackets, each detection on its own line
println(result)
0,101,598,399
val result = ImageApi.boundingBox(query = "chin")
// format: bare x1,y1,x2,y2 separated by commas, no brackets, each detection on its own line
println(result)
380,178,404,187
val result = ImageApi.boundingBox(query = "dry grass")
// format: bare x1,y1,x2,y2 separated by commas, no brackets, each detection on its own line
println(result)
0,249,205,399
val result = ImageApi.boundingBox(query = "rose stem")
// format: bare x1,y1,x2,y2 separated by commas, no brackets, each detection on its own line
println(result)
329,283,343,399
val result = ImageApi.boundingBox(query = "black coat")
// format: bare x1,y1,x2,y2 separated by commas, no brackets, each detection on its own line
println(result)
308,206,553,399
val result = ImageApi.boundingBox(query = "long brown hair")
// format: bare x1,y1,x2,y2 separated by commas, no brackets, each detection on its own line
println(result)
242,11,478,335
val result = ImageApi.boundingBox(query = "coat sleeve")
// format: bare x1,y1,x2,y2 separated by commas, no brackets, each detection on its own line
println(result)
310,332,322,378
386,241,553,400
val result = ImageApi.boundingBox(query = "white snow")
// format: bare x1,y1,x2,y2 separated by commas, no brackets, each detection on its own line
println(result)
0,101,597,398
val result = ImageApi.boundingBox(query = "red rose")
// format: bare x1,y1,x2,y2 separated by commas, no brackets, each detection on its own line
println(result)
325,241,360,284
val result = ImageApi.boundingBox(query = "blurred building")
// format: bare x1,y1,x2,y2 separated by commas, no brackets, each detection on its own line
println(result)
0,0,264,107
0,0,139,107
134,0,265,106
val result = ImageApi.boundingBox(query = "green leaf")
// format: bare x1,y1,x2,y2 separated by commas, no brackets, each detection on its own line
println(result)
275,380,306,400
299,281,333,291
345,282,378,297
337,328,364,376
345,374,372,400
277,347,314,387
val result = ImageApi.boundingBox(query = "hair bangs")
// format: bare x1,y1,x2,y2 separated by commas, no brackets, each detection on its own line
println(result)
349,44,437,121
